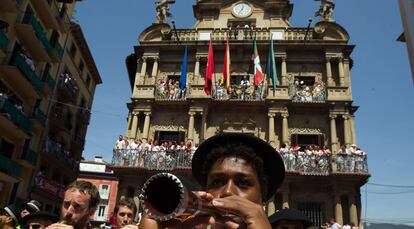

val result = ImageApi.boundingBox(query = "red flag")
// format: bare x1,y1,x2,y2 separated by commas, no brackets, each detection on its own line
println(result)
249,37,264,86
222,36,231,92
204,38,215,95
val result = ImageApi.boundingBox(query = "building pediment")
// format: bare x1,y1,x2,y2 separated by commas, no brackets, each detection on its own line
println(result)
313,21,350,41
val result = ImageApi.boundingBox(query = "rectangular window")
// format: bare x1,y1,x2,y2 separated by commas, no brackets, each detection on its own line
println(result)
78,61,84,74
294,76,315,86
0,138,15,158
298,202,324,228
70,43,77,58
291,134,324,151
98,205,105,217
99,184,110,199
155,131,185,144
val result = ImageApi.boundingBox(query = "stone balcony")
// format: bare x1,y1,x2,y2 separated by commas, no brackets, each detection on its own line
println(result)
110,149,368,176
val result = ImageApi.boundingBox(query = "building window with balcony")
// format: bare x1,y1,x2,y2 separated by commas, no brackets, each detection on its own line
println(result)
0,138,15,158
291,134,324,151
78,61,84,75
291,76,325,102
97,205,106,217
155,131,185,145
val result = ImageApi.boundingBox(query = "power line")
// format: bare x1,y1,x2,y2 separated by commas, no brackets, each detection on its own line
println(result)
368,183,414,188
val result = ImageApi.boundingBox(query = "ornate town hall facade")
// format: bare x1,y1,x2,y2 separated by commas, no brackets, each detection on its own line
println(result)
112,0,369,227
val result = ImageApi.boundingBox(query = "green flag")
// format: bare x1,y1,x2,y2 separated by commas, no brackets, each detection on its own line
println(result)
266,37,279,95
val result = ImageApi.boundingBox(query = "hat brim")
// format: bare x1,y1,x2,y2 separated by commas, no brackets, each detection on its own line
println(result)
21,212,59,226
269,209,313,227
191,133,285,201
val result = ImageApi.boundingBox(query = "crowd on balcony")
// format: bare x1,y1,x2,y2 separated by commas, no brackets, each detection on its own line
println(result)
58,72,79,97
19,50,36,71
336,144,368,173
156,79,186,100
214,77,263,100
279,144,331,175
290,80,325,102
43,137,79,171
0,88,25,115
112,135,197,169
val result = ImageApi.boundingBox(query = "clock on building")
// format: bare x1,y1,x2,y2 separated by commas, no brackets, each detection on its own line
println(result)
232,2,252,18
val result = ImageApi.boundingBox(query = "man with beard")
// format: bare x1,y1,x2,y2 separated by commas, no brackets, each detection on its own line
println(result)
47,180,100,229
139,133,285,229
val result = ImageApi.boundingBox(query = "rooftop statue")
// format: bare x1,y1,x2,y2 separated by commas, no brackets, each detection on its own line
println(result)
155,0,175,23
315,0,335,22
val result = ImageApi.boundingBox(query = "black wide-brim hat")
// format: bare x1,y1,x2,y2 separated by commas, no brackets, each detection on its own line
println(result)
268,208,313,228
192,133,285,201
20,211,59,226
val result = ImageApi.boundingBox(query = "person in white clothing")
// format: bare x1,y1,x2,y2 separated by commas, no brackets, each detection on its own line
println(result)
343,223,351,229
329,218,342,229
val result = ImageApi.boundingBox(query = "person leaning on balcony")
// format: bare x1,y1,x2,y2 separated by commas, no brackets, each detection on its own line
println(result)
139,133,285,229
113,198,138,229
46,180,100,229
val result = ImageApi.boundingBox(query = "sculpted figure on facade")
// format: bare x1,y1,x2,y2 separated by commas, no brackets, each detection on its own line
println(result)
155,0,175,23
315,0,335,22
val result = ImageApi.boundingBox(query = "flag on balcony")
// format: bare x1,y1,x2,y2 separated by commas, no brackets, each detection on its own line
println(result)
179,45,188,91
222,36,231,92
249,37,264,86
204,38,215,96
266,37,279,95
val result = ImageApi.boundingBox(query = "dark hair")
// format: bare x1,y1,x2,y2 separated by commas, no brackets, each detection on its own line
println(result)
65,180,100,209
201,142,268,198
114,198,137,215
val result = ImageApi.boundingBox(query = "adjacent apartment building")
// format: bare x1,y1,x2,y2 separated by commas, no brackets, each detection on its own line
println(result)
0,0,101,212
78,156,118,225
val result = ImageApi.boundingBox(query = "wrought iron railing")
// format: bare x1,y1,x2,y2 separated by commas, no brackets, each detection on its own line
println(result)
281,153,331,175
155,84,188,101
289,83,326,103
43,138,79,172
0,97,32,133
34,175,65,198
212,84,264,101
111,149,368,175
111,149,195,170
333,154,368,174
14,53,45,92
58,73,79,100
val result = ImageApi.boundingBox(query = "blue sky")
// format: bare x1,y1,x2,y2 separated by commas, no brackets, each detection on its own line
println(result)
75,0,414,226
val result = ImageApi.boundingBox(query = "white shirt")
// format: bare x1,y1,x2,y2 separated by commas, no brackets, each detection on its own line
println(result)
115,139,125,149
331,222,341,229
343,225,351,229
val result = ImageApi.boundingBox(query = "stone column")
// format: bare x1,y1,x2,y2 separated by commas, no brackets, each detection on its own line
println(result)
326,57,334,86
338,57,345,86
140,57,147,77
187,111,195,142
281,56,287,85
194,56,200,77
142,112,151,141
200,109,207,141
130,111,139,139
268,113,276,146
282,192,289,209
330,114,338,153
267,196,276,216
343,114,351,146
349,115,357,145
126,112,133,136
344,58,351,87
151,57,159,77
349,195,358,226
281,112,289,145
334,195,343,225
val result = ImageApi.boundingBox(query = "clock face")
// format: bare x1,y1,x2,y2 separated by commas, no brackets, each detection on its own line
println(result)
232,2,252,18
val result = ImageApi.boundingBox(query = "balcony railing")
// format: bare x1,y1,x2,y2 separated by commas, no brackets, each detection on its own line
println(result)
34,175,65,198
155,83,188,101
0,30,9,51
14,53,45,92
111,149,368,175
289,83,326,103
21,149,38,166
58,73,79,101
112,149,194,170
27,15,52,53
0,154,22,177
45,71,56,91
33,107,47,126
0,97,32,133
43,138,79,172
171,28,314,42
333,154,368,174
212,84,264,101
